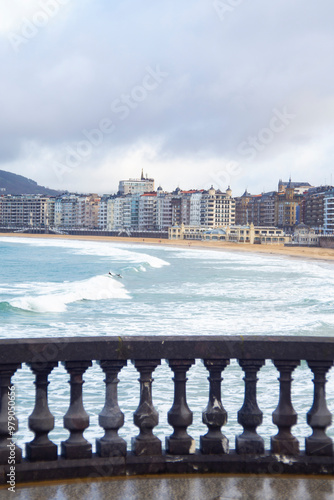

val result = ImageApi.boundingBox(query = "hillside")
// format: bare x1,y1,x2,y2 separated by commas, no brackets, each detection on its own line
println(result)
0,170,60,195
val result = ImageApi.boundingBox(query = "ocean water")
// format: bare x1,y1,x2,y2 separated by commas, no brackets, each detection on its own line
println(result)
0,236,334,453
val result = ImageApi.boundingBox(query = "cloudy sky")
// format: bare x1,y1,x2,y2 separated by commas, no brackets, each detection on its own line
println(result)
1,0,334,196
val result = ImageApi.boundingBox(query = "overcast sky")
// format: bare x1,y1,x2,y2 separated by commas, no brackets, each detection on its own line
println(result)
1,0,334,196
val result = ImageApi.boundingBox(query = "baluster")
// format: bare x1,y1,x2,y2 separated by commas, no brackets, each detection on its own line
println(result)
96,360,127,457
200,359,229,454
61,360,92,459
0,363,22,464
271,360,300,455
305,360,333,456
26,362,58,461
236,359,265,454
132,360,162,456
166,359,195,455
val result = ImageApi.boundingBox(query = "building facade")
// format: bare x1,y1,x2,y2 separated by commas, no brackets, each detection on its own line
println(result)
200,186,235,227
118,170,154,195
169,223,290,244
301,186,334,229
0,195,54,228
323,190,334,233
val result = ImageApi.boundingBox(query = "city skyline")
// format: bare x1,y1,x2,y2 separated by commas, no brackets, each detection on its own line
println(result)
1,1,334,196
0,166,319,198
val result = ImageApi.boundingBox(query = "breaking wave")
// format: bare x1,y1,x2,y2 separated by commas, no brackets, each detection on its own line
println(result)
8,275,130,313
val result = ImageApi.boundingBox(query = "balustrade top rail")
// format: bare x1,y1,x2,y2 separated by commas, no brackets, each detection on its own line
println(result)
1,335,334,363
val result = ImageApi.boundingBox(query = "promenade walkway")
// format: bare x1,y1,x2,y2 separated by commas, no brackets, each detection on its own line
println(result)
2,474,334,500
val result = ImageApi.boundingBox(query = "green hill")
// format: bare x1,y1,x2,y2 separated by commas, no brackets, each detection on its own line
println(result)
0,170,60,195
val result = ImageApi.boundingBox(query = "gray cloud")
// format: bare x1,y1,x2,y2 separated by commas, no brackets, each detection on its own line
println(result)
1,0,334,195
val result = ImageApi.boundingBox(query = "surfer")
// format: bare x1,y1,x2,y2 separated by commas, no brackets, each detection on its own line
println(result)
108,272,122,278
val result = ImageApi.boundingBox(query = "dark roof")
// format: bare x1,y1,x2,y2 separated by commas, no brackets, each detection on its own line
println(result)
283,181,311,188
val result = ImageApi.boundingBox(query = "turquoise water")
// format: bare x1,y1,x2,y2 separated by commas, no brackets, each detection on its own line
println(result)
0,236,334,452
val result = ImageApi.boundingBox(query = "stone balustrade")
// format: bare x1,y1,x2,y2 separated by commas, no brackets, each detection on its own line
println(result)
0,335,333,484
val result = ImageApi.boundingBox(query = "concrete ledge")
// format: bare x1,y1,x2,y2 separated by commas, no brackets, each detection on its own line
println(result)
1,451,333,485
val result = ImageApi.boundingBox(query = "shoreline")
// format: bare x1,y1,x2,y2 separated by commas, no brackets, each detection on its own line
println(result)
1,232,334,262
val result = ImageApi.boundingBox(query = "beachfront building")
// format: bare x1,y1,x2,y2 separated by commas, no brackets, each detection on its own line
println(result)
259,191,277,226
122,196,132,229
54,194,101,229
84,194,100,228
235,190,255,225
323,189,334,234
188,191,202,226
169,223,290,244
106,198,116,230
98,195,111,230
292,223,319,246
156,189,173,230
155,189,204,231
171,189,182,226
234,191,277,226
0,194,54,228
276,182,304,230
200,186,235,227
118,170,154,195
168,224,208,240
301,186,333,230
130,194,141,229
138,192,157,230
112,196,126,230
215,225,289,244
235,179,313,229
54,194,79,228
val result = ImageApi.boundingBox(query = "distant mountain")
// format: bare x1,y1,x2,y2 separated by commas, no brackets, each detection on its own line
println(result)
0,170,61,195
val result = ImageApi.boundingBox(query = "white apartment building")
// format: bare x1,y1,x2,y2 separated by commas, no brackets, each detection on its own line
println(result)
112,197,125,230
189,192,202,226
98,197,116,230
324,191,334,233
111,196,135,230
98,197,109,229
118,170,154,195
122,196,132,228
156,190,172,230
106,198,115,230
200,186,235,227
138,193,157,230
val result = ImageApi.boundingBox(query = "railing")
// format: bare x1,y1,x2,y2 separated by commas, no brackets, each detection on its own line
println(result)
0,335,334,484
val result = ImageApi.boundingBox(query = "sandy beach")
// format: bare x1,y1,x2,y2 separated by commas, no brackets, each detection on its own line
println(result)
1,231,334,262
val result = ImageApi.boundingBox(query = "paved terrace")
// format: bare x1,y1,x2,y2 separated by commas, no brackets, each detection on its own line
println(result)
2,474,334,500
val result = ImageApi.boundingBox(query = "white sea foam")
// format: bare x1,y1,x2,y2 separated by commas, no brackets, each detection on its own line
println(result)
74,244,169,269
0,237,169,269
9,275,130,313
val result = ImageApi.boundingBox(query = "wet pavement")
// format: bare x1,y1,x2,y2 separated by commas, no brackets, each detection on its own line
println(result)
1,474,334,500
